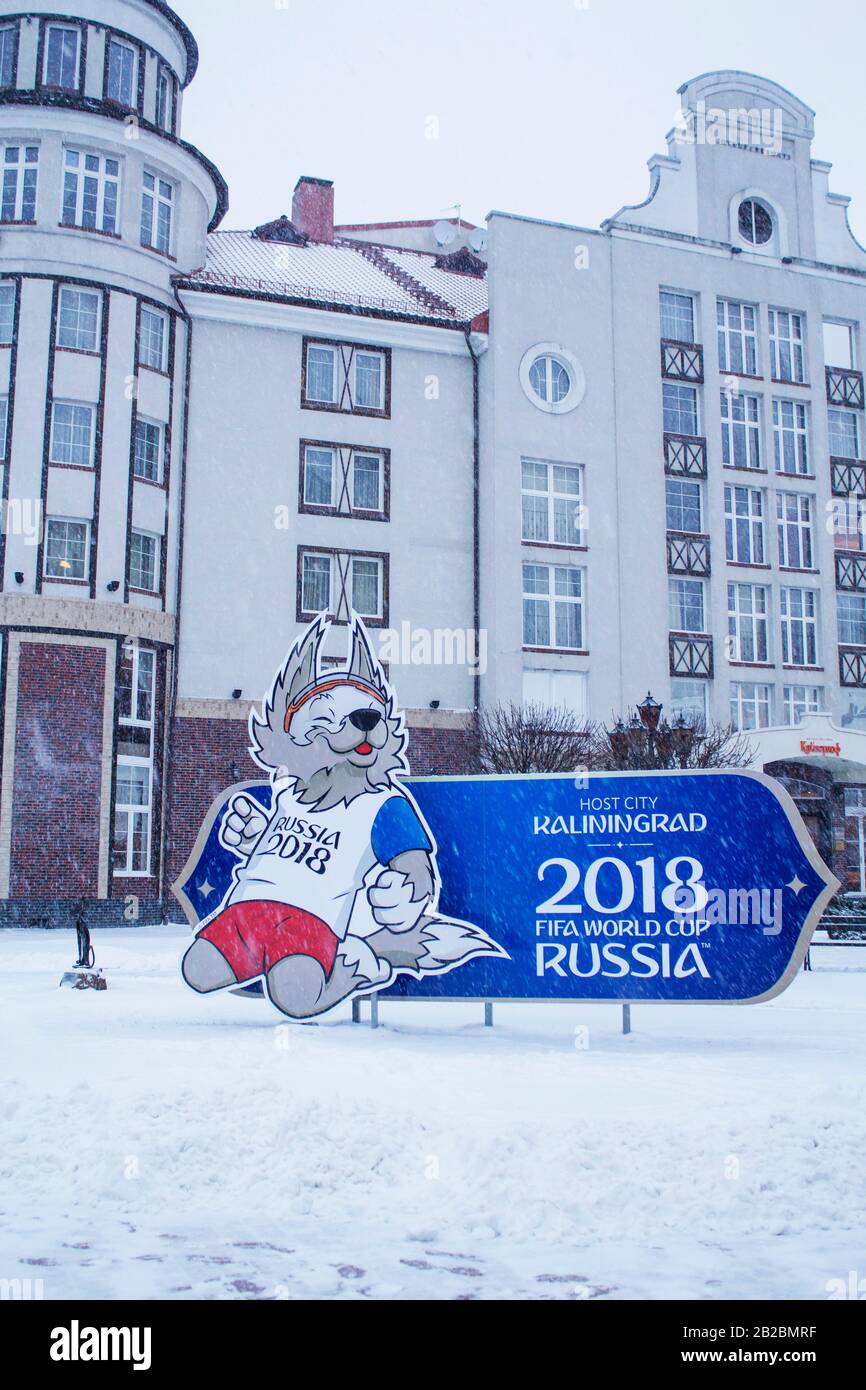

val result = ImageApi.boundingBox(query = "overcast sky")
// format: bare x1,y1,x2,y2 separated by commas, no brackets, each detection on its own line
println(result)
176,0,866,243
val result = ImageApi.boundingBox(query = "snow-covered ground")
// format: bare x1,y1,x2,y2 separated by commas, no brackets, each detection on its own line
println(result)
0,925,864,1301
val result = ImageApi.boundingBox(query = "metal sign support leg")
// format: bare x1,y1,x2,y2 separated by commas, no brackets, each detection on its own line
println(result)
370,992,379,1030
484,1002,493,1027
622,1004,631,1035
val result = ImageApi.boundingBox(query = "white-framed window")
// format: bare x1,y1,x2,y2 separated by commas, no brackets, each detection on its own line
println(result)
129,530,160,593
663,381,699,435
0,23,18,88
522,669,588,719
523,563,584,650
118,644,155,726
724,484,765,564
133,418,164,484
351,555,383,619
823,320,855,370
780,587,818,666
300,551,384,622
351,451,384,512
1,143,38,222
62,149,120,235
717,299,759,376
828,408,860,459
49,400,95,468
521,458,584,545
670,678,708,725
44,517,89,580
668,577,705,633
354,350,385,411
665,477,702,533
783,685,824,726
0,280,16,344
773,398,809,475
56,286,100,352
301,445,385,515
730,681,773,730
838,593,866,647
519,344,584,415
728,582,769,663
138,306,169,371
659,289,695,343
777,493,814,569
737,199,774,247
114,641,156,877
720,389,761,469
302,445,334,506
156,64,174,131
0,394,8,460
305,344,336,403
43,23,80,90
529,354,571,405
301,551,331,612
113,761,151,875
302,340,390,415
141,170,173,254
106,37,137,107
769,309,806,384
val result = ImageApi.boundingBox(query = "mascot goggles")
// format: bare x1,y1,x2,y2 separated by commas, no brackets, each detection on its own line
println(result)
284,677,386,732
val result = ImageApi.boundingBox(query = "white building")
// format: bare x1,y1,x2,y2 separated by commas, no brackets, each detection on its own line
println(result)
2,3,866,923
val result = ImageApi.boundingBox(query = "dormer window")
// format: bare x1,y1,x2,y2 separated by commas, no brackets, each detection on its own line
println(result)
106,38,138,108
738,198,773,246
43,24,81,92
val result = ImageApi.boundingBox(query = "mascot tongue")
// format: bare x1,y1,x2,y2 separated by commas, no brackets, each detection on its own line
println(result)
356,740,373,755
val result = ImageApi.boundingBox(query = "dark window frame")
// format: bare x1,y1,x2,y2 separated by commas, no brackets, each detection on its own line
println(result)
301,336,392,419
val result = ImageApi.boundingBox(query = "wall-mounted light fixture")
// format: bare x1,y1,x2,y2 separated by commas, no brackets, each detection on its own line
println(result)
14,571,24,585
106,580,120,593
232,688,243,700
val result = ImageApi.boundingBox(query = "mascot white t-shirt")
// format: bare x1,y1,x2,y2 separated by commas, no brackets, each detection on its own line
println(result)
227,783,432,940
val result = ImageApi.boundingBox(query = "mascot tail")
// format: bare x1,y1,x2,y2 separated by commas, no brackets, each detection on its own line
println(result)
366,915,508,976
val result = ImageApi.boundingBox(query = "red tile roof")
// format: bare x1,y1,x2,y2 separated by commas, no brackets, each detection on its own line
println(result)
181,229,487,326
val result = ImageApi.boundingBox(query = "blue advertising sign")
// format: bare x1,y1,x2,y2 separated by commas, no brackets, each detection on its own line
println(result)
175,769,837,1009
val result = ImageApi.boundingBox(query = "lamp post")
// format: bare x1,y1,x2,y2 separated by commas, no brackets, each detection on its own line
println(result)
607,693,701,769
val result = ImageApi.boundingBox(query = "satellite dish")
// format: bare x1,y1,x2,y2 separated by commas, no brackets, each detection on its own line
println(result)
468,227,488,253
433,220,457,247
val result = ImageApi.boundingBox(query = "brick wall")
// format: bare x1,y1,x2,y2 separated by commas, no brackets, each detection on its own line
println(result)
164,716,259,892
405,722,478,776
9,642,106,899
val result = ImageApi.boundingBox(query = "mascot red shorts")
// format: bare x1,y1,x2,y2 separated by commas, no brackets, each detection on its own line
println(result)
197,901,339,981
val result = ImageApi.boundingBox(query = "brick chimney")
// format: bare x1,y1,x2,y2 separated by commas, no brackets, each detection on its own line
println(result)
292,176,334,242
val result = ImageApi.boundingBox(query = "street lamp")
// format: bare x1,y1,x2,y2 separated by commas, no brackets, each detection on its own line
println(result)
607,692,701,768
638,692,663,733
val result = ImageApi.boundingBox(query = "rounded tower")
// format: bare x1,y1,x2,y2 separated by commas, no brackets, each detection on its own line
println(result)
0,0,227,924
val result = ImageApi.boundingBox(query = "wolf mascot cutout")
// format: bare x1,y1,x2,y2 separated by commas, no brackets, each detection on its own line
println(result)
180,615,504,1020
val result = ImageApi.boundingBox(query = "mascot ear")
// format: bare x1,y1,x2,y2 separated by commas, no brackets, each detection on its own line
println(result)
348,615,384,692
286,616,327,705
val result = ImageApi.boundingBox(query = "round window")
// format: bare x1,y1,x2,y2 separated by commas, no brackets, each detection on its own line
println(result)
738,198,773,246
528,354,571,404
519,344,585,414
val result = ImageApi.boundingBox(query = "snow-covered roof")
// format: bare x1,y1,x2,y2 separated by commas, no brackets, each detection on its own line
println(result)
181,230,488,327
